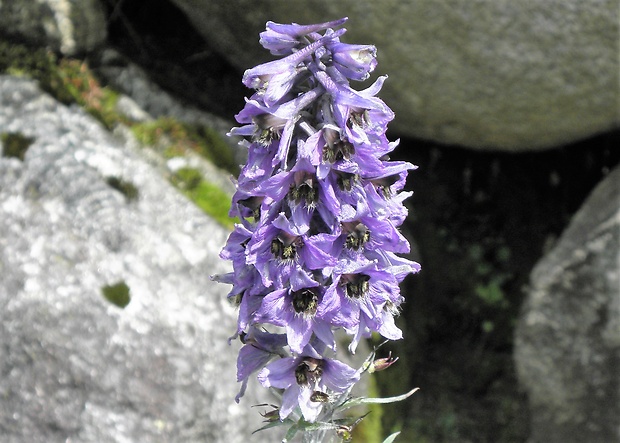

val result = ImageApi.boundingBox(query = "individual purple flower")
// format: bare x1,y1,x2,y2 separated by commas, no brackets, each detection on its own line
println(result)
327,42,378,81
232,137,278,183
235,87,325,167
313,170,369,232
256,155,340,232
253,267,347,354
331,74,394,136
367,249,421,282
321,261,404,353
219,223,253,270
255,156,318,231
235,327,288,402
257,347,359,422
364,174,413,225
336,199,410,255
246,213,336,289
312,68,392,126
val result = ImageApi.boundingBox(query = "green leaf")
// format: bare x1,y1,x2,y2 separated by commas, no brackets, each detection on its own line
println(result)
330,412,370,427
382,431,401,443
283,424,299,442
340,388,419,411
252,418,295,434
299,420,342,432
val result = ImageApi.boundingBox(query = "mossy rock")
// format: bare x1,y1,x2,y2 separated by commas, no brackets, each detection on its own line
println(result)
132,118,238,176
1,38,239,231
0,38,124,129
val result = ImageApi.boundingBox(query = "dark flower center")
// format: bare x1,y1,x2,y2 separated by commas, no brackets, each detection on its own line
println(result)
348,109,370,128
335,171,359,192
323,128,355,163
270,233,300,261
385,300,400,316
371,174,399,198
342,273,371,298
323,139,355,163
295,357,324,386
291,288,319,315
228,292,243,308
249,74,271,92
253,114,287,146
238,196,263,221
343,222,370,250
289,173,319,207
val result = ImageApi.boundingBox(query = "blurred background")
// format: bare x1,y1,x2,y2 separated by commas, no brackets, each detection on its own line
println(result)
0,1,618,442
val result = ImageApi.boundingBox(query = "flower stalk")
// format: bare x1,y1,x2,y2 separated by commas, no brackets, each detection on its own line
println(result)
214,17,420,442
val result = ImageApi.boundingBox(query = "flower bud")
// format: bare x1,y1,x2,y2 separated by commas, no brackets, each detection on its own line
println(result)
369,352,399,373
329,42,378,81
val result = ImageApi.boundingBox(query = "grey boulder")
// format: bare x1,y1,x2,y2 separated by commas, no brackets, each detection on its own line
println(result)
0,0,107,55
169,0,619,151
0,75,272,442
514,163,620,442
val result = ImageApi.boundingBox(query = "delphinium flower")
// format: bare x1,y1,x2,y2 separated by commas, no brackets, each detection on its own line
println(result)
214,17,420,441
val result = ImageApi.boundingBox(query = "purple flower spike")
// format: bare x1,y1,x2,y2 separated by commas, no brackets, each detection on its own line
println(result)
215,17,420,433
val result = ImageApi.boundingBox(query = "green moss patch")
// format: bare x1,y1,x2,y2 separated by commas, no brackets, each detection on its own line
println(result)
132,118,238,176
101,281,131,308
57,58,124,129
106,176,139,202
0,39,125,130
1,132,35,160
171,167,237,229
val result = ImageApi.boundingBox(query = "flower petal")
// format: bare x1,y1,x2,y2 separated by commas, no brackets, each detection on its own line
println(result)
279,384,301,419
298,385,323,422
323,359,359,392
257,357,297,389
287,315,314,354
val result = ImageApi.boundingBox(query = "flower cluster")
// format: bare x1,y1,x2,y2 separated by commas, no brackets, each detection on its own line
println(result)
215,17,419,428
